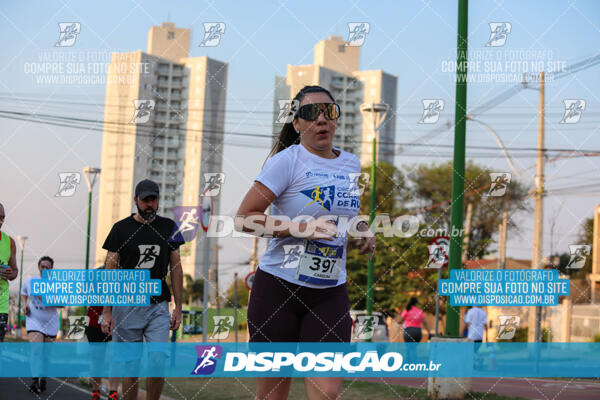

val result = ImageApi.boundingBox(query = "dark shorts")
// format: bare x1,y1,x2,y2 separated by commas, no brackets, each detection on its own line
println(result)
26,330,56,339
0,313,7,342
247,268,352,342
403,327,422,343
86,325,112,343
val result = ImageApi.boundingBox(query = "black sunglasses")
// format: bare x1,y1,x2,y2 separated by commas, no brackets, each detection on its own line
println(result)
297,103,341,121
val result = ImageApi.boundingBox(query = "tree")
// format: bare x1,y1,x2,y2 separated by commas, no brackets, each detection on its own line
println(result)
225,277,249,307
552,217,593,278
182,274,204,305
359,161,408,216
407,161,529,259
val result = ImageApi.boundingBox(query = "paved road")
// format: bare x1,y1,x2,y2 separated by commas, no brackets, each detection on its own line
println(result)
0,378,95,400
358,377,600,400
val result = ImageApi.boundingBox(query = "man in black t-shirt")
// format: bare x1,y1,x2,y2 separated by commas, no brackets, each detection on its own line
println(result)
101,179,184,400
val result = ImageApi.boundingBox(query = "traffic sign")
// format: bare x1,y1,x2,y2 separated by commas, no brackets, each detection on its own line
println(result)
245,271,256,290
426,236,450,268
200,189,213,232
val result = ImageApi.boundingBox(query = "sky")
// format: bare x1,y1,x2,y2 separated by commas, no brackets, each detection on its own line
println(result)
1,0,599,292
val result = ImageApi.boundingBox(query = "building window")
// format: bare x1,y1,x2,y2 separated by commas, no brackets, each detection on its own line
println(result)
167,31,175,40
338,45,345,53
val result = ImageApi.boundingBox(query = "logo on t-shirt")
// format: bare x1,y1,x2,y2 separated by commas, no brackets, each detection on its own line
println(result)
137,245,160,268
301,185,335,211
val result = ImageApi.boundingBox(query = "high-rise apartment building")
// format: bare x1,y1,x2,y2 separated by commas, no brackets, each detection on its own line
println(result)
95,23,227,281
273,35,397,165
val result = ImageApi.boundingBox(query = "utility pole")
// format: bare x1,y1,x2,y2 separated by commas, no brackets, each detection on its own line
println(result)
446,0,469,337
250,237,258,272
359,103,389,317
461,203,473,262
498,197,508,269
233,272,238,343
16,235,27,329
529,71,545,342
214,245,222,314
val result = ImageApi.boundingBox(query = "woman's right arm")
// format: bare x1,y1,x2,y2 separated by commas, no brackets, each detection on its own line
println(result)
234,181,336,240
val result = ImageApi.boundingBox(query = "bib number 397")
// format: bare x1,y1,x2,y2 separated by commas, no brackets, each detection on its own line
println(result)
296,241,343,286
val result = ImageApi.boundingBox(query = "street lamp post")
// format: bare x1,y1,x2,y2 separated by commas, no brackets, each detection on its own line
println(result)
359,103,389,317
16,235,27,329
82,167,101,271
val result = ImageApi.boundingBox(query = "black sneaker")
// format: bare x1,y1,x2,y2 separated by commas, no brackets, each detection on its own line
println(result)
39,378,47,393
29,378,41,394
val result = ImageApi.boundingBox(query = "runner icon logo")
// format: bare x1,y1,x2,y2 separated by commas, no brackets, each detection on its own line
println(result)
346,23,370,47
55,172,81,197
191,345,223,375
65,316,89,340
281,245,303,269
129,100,155,124
348,173,369,196
275,100,299,124
486,22,512,47
199,23,225,47
55,22,81,47
203,173,225,196
353,315,379,340
301,185,335,211
487,173,511,197
419,99,444,124
496,315,520,340
210,316,234,340
566,245,591,269
560,99,586,124
170,206,202,242
137,245,160,268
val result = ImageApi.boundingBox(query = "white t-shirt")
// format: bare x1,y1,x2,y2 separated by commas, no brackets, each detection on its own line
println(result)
21,275,60,336
255,143,362,288
464,307,487,341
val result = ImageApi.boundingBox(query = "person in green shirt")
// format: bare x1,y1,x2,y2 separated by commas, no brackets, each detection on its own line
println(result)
0,203,19,342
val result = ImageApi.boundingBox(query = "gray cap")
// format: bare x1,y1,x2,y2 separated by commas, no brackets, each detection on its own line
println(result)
135,179,159,199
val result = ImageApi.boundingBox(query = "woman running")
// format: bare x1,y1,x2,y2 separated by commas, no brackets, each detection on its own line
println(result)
236,85,375,400
21,256,60,394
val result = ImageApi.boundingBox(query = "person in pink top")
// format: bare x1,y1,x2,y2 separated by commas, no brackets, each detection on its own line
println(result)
399,297,431,363
400,297,431,343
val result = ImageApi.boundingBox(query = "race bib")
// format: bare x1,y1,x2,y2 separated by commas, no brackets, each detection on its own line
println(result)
295,240,344,285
